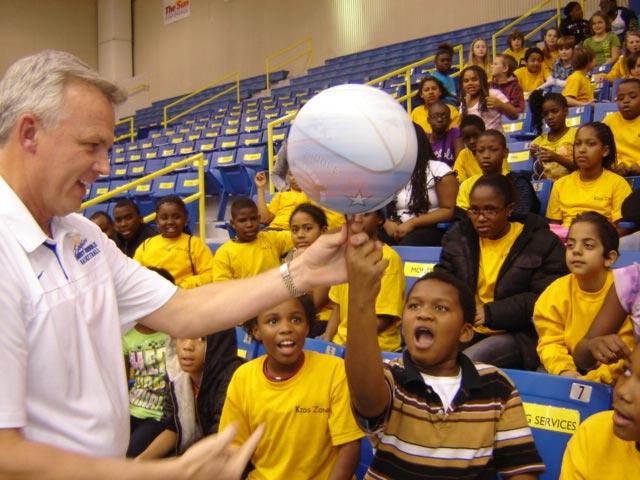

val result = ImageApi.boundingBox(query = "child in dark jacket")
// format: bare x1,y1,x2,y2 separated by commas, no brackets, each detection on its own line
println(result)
439,173,568,370
136,329,243,459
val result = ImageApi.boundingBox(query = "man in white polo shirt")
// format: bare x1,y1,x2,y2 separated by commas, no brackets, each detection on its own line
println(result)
0,50,365,480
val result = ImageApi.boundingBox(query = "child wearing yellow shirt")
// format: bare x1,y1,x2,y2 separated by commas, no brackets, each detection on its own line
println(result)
603,79,640,176
562,45,596,106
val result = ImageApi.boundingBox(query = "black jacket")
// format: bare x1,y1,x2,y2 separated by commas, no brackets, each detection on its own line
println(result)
436,213,568,333
161,328,243,455
115,222,158,258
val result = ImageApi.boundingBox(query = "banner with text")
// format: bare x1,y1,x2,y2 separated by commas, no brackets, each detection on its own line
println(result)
164,0,191,25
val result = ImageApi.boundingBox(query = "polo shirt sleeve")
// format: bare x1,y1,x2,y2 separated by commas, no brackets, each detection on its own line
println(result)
106,236,177,328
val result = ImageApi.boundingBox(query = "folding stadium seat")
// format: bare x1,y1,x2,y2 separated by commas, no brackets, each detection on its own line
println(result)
301,338,345,357
201,127,220,138
132,181,155,218
235,326,260,360
507,141,533,173
532,179,553,216
278,105,299,117
175,171,200,197
176,141,196,156
593,102,618,122
260,126,290,148
125,141,139,151
127,161,146,178
141,147,159,160
240,119,262,133
126,150,144,163
238,132,264,147
152,135,169,147
151,174,177,200
502,369,613,480
168,134,185,144
391,246,440,296
189,151,211,175
110,164,129,180
502,112,533,139
144,158,168,176
215,135,240,150
177,125,191,134
90,180,111,199
159,144,178,158
237,145,268,193
108,179,132,200
221,125,240,135
210,150,251,220
111,151,126,164
566,105,593,127
82,203,109,220
112,144,126,155
195,138,216,152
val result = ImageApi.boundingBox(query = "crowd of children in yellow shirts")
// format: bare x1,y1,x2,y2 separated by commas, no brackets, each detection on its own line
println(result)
84,9,640,477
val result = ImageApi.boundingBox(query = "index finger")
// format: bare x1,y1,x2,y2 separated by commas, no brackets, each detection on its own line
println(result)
226,423,266,473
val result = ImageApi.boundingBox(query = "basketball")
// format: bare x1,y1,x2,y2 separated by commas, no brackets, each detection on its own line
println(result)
287,84,417,214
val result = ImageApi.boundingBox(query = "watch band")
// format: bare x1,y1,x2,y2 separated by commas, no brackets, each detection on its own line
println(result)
280,262,305,297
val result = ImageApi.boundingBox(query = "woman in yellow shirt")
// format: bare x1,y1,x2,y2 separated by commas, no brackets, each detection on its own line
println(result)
410,75,460,134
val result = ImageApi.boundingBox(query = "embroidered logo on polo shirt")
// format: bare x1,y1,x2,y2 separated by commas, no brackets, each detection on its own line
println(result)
73,236,101,265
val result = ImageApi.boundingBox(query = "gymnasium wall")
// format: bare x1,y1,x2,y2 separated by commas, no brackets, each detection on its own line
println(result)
0,0,97,76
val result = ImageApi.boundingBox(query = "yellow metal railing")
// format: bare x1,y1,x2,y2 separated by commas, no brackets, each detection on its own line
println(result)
266,37,313,93
114,116,135,143
490,0,585,59
163,71,241,128
80,153,207,239
263,44,466,192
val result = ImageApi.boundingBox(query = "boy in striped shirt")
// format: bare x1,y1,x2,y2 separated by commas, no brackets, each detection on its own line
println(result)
344,244,545,479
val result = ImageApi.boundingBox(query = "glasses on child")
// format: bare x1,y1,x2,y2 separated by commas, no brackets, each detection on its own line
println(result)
467,207,504,218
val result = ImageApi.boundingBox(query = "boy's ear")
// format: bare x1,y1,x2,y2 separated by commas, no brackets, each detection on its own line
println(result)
503,147,510,160
459,322,474,344
604,249,618,268
251,324,262,342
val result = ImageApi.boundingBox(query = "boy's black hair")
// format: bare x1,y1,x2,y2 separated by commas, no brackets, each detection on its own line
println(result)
570,211,619,257
89,210,112,223
147,266,176,284
230,197,258,217
576,122,617,170
435,42,454,58
528,90,568,135
242,294,316,341
290,203,328,230
572,45,595,69
470,173,520,206
524,46,544,62
477,129,507,148
459,114,486,132
114,198,141,215
156,194,187,214
408,271,476,325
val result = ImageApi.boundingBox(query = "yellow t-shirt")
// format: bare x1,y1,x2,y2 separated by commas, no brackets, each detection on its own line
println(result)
562,71,594,103
453,148,511,183
514,67,546,93
546,170,631,227
542,50,559,77
134,232,213,288
212,230,293,282
329,244,405,352
603,55,628,81
267,190,345,231
503,48,525,66
530,128,577,180
560,411,640,479
603,112,640,169
534,272,634,384
219,352,364,480
475,222,524,335
410,104,461,135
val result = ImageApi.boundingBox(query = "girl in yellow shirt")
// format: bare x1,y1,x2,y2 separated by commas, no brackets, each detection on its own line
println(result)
410,75,460,135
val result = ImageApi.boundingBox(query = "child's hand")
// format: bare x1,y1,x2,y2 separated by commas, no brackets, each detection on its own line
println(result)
393,222,414,240
474,308,485,327
485,95,502,109
254,171,268,189
346,222,388,300
586,334,631,365
560,370,582,378
615,163,630,177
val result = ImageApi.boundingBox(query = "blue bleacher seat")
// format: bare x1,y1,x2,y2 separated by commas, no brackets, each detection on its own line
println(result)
151,174,177,199
176,141,196,156
110,164,129,180
108,179,131,199
503,369,613,480
127,161,146,178
235,326,260,361
175,171,200,197
237,145,268,193
503,112,532,139
565,105,593,127
126,150,143,163
238,132,264,147
145,158,168,176
159,144,177,158
142,147,159,160
152,135,169,147
111,152,126,164
593,102,618,122
90,180,110,199
507,141,533,173
532,179,553,216
391,246,440,295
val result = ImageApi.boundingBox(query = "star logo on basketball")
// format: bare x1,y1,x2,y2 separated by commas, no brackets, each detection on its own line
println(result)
348,190,370,206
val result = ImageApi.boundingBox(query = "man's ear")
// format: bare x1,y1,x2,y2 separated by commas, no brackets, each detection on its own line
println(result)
17,114,39,154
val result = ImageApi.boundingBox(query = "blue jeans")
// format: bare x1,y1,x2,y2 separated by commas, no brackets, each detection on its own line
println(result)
462,333,526,369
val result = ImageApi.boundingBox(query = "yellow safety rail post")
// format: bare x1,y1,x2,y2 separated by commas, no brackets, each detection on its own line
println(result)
491,0,572,59
114,116,135,143
163,71,241,128
266,37,313,94
80,153,207,239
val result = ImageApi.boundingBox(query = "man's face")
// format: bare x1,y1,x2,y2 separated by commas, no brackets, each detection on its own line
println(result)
28,80,114,225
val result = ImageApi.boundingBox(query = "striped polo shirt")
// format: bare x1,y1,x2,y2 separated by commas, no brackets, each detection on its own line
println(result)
357,352,545,479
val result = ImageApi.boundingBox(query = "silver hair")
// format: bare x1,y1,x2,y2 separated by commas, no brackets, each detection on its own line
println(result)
0,49,127,145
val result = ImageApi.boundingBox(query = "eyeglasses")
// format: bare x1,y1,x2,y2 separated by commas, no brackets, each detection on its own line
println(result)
467,207,504,218
429,113,450,120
